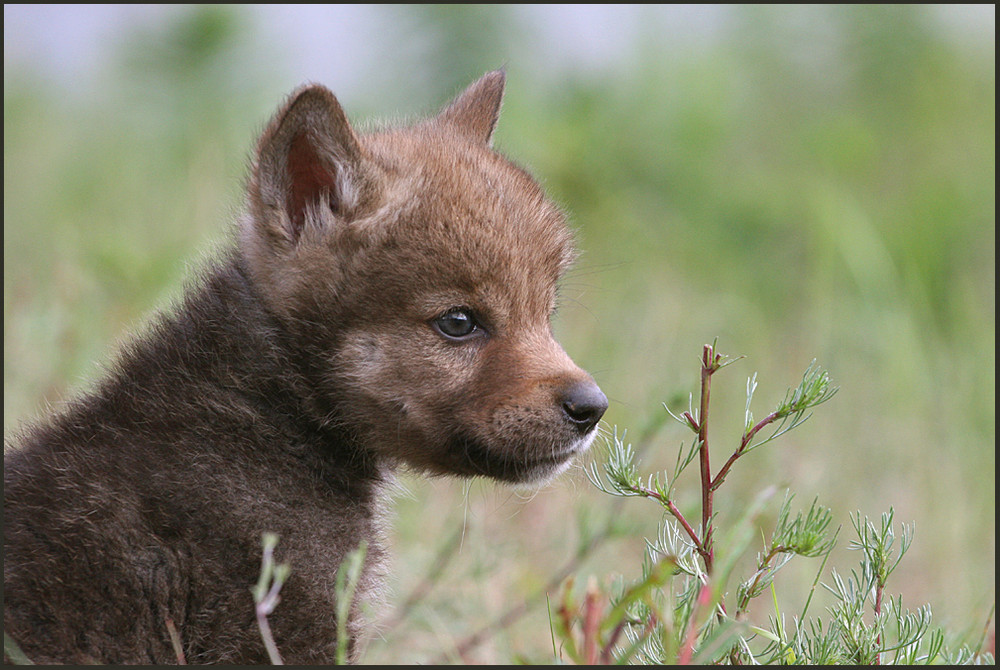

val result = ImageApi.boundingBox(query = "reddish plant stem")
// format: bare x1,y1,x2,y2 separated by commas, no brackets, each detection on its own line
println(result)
667,500,712,564
630,481,710,563
711,410,781,491
601,619,627,664
698,345,716,574
735,545,791,615
602,611,658,664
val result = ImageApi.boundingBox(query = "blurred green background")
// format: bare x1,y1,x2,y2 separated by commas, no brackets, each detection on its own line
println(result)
4,5,994,663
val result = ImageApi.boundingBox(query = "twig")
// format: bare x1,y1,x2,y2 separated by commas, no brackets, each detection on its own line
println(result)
711,410,780,491
697,344,716,574
666,499,710,563
620,478,707,560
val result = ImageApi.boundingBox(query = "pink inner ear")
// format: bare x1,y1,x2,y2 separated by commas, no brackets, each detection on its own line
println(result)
286,133,339,240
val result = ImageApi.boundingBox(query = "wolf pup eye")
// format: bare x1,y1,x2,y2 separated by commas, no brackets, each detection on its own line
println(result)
432,308,481,340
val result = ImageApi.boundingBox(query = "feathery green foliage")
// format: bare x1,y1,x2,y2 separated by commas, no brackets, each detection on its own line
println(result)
560,343,992,664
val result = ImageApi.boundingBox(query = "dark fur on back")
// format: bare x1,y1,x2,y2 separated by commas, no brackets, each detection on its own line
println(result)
4,71,607,664
4,256,388,663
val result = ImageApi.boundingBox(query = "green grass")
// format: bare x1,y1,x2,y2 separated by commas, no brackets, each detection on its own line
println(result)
3,5,994,664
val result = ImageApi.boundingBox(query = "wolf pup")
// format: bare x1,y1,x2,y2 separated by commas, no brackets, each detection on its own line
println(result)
3,70,607,664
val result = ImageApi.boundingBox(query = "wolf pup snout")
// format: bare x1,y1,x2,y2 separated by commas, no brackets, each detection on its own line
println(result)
4,70,605,664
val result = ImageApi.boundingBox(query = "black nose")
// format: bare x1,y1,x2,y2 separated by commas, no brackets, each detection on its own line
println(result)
561,381,608,434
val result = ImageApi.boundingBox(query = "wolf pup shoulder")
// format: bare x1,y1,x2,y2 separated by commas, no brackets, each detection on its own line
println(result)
3,71,607,664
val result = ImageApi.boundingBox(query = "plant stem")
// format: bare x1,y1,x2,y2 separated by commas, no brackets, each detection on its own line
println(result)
666,499,711,563
256,579,285,665
165,617,186,665
874,582,884,665
624,479,708,560
736,545,791,615
699,344,716,574
711,410,781,491
253,534,287,665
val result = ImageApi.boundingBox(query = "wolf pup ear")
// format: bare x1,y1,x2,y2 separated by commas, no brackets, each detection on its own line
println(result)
247,85,366,248
437,70,506,146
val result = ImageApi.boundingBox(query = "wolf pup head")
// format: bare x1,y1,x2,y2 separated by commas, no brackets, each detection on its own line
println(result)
240,71,607,484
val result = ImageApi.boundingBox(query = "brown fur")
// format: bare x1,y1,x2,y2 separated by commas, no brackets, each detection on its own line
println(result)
3,71,607,664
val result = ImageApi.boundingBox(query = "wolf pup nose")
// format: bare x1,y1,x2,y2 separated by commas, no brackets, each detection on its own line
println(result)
561,380,609,435
4,70,605,664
